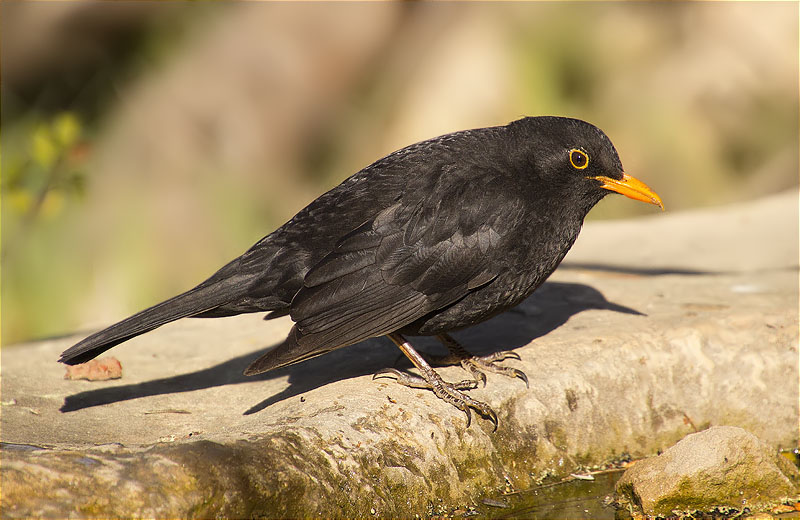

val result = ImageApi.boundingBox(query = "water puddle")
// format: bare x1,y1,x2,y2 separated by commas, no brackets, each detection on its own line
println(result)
472,470,624,519
459,450,800,519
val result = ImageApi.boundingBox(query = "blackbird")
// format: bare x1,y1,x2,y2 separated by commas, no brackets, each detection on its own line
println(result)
59,116,662,428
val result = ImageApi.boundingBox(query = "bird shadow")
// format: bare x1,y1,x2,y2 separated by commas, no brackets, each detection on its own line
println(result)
60,281,642,415
558,262,716,276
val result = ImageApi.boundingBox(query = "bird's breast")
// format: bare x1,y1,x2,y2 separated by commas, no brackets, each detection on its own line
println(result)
399,214,582,336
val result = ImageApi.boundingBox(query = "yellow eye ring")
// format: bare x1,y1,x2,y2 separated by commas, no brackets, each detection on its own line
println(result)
569,149,589,170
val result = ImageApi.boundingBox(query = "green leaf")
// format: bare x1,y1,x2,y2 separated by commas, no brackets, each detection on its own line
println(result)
31,125,57,169
53,112,81,147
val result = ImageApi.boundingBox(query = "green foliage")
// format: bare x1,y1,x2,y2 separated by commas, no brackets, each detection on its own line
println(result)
2,112,90,344
3,112,88,224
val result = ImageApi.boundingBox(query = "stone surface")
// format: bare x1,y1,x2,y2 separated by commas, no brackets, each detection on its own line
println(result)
1,191,797,517
615,426,800,516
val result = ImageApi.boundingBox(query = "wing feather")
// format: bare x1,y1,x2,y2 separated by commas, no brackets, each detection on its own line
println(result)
270,168,526,366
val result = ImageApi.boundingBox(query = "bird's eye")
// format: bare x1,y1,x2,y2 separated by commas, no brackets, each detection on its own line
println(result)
569,149,589,170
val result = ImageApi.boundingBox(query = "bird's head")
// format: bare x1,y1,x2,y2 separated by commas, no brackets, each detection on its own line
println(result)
510,116,663,213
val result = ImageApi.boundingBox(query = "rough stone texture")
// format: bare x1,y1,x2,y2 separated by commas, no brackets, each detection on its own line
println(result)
615,426,800,516
2,191,797,518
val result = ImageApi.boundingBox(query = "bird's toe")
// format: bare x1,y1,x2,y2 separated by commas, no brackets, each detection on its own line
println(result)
461,354,528,387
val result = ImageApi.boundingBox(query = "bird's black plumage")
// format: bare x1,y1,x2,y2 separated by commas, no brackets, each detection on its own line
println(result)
59,116,662,425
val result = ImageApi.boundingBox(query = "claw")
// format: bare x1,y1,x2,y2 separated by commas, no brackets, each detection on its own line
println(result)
486,408,498,432
374,369,437,390
435,335,526,391
463,407,472,428
515,368,529,388
373,368,402,381
483,350,521,362
465,402,498,431
461,360,488,387
470,355,527,388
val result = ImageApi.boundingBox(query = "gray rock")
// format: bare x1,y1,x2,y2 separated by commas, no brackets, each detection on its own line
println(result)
1,192,797,517
615,426,800,517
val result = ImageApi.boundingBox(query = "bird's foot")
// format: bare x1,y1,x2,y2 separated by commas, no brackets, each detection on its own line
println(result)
435,334,529,388
459,351,529,388
373,368,478,390
373,368,497,430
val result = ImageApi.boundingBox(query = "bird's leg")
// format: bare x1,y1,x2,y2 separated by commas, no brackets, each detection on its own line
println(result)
435,333,529,388
373,333,498,429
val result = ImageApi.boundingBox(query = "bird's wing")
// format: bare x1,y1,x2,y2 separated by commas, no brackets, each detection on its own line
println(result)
245,173,527,373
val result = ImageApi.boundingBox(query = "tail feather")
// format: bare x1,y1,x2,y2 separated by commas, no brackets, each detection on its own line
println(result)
243,327,308,375
59,280,245,365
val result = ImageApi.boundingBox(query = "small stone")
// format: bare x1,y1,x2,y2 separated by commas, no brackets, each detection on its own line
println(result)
64,357,122,381
615,426,800,517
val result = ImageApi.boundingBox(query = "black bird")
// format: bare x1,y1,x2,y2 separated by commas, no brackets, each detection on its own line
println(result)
59,116,662,427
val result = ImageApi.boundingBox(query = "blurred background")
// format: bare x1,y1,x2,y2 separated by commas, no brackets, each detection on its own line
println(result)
2,2,798,345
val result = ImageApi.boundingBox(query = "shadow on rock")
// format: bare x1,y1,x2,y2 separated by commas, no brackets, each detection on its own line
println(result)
60,281,641,414
559,262,716,276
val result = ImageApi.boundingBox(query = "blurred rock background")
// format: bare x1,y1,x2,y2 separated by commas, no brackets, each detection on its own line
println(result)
2,2,797,345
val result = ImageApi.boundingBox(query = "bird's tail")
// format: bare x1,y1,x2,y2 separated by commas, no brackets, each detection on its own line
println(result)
58,278,247,365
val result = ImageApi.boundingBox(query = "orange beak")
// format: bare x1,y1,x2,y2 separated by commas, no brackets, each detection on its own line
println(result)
591,173,664,210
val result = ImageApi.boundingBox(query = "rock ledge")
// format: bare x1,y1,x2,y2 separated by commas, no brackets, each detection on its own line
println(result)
2,192,797,517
